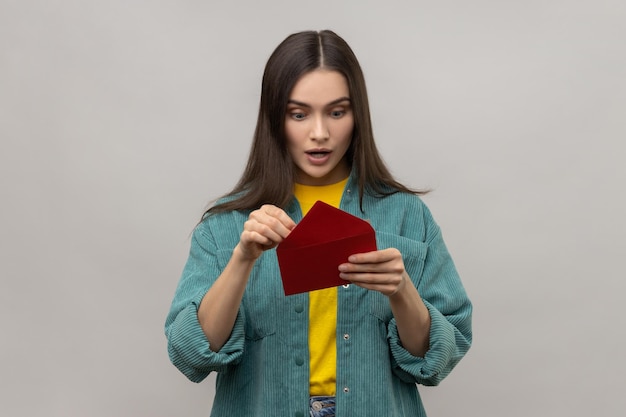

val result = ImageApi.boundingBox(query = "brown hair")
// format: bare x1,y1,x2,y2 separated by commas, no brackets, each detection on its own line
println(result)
205,30,425,216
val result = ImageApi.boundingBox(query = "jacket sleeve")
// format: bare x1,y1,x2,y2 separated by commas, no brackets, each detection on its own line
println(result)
387,205,473,386
164,220,245,382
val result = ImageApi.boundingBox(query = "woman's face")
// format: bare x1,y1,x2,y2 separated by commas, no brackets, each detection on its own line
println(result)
285,69,354,186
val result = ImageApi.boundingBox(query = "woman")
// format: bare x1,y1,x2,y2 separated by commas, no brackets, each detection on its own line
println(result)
165,30,472,417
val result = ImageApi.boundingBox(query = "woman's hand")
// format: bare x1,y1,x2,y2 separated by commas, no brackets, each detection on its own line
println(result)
199,204,295,352
339,247,431,356
237,204,296,261
338,248,408,297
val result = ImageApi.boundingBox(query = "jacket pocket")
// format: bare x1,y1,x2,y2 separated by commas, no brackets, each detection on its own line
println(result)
217,250,281,340
370,232,429,322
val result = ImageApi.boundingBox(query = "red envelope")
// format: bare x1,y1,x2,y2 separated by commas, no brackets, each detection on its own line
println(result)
277,200,377,295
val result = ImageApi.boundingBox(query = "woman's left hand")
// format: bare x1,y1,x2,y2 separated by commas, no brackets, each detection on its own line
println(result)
340,247,431,355
338,248,408,297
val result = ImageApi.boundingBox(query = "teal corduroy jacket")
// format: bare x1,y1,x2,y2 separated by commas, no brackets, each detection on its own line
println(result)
165,175,472,417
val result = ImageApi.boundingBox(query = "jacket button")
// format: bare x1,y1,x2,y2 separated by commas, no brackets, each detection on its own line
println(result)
295,356,304,366
343,333,350,340
294,304,304,313
343,387,350,393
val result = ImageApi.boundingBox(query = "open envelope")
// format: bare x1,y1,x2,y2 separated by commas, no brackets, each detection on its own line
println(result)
277,200,377,295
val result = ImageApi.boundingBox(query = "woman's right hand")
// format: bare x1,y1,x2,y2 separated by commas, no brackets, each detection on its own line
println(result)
199,205,295,352
237,204,296,261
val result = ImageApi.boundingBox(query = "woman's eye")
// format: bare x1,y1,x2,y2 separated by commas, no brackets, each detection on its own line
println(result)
330,110,345,118
290,112,306,120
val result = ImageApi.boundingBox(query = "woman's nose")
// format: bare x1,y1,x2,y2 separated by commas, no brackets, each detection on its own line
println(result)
310,115,330,141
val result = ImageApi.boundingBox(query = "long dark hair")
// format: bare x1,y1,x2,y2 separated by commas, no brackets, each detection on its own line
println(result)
205,30,425,216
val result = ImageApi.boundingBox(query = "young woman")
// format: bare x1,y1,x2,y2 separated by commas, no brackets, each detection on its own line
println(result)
165,30,472,417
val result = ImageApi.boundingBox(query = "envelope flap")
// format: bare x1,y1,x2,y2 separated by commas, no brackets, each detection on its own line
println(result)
281,200,374,247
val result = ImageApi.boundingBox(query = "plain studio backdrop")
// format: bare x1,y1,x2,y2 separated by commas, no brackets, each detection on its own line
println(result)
1,1,624,416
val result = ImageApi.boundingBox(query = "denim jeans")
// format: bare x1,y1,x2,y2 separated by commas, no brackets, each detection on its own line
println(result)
309,396,336,417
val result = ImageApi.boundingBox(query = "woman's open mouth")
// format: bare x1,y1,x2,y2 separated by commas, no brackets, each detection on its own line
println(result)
305,150,331,164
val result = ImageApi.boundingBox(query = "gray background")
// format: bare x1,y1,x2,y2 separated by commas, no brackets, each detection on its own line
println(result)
1,0,625,416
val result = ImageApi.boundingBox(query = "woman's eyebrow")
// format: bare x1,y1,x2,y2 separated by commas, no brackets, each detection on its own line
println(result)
287,96,351,107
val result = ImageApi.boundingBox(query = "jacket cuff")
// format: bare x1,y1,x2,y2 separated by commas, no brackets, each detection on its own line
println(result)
388,300,457,386
167,301,245,382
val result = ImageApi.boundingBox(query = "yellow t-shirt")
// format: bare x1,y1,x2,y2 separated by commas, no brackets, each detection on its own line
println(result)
293,177,348,396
